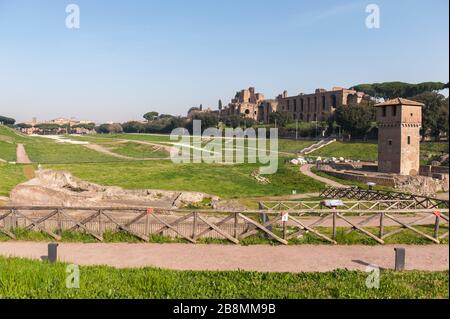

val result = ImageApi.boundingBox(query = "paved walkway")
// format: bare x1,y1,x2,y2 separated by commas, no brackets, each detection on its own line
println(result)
300,164,346,187
16,144,31,164
0,242,447,272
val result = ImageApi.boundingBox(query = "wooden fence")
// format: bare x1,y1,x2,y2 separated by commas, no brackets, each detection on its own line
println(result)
259,199,421,212
0,204,448,245
319,187,449,209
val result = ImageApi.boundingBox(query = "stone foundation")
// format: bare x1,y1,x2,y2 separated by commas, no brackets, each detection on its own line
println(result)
317,164,449,196
8,169,219,209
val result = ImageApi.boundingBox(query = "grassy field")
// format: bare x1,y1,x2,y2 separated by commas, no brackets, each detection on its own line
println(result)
75,133,314,155
0,256,447,299
310,167,395,191
24,138,124,164
0,126,121,164
310,141,378,161
0,140,16,162
0,164,30,197
46,160,324,198
309,140,449,163
421,142,449,154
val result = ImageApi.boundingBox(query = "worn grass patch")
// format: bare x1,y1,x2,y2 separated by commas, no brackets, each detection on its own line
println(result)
45,160,324,198
0,256,447,299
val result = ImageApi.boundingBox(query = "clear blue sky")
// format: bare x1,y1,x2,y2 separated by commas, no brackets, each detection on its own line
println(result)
0,0,448,123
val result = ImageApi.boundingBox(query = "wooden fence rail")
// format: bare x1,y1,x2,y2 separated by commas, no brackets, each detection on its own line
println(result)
319,187,449,209
259,200,420,212
0,206,448,245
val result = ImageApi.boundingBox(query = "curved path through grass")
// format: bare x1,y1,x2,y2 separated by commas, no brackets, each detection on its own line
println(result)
300,164,346,187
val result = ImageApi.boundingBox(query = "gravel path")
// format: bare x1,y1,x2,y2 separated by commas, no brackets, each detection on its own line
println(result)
300,164,346,187
0,242,447,272
16,144,31,164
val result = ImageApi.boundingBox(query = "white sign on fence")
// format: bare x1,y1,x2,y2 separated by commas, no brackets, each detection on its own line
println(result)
281,212,289,222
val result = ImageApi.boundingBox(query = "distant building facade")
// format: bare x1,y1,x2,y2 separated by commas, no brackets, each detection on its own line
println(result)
187,106,218,118
220,87,266,121
375,98,423,176
276,87,368,122
219,86,369,124
19,117,96,135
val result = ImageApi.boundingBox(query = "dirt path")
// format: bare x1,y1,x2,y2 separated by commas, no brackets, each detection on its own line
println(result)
300,164,346,188
0,242,447,272
120,139,173,153
16,144,31,164
83,143,170,161
435,192,449,201
247,193,321,201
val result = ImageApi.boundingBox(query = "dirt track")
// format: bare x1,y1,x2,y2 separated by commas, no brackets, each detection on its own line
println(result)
0,242,447,272
300,164,346,187
16,144,31,164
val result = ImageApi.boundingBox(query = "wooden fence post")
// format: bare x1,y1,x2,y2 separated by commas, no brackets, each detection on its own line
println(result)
57,209,62,235
234,213,238,239
98,210,103,236
434,213,440,239
192,211,197,241
379,212,384,238
145,213,150,236
332,209,337,240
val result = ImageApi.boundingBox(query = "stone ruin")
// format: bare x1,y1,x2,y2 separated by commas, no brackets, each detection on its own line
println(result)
8,169,220,209
317,163,449,197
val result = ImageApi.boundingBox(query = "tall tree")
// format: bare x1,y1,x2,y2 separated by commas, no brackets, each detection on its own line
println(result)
268,111,293,127
411,92,449,140
143,111,159,122
333,101,375,139
351,81,448,99
0,116,16,125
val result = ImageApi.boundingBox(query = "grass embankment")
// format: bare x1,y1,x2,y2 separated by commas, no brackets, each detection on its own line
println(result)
0,164,30,197
0,256,447,299
421,142,449,165
0,125,27,161
0,125,121,164
310,141,378,161
45,160,324,198
309,140,449,163
66,135,169,159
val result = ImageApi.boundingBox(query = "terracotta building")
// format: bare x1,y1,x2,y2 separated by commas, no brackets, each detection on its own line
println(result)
277,87,369,122
375,98,424,175
220,87,266,121
219,86,368,123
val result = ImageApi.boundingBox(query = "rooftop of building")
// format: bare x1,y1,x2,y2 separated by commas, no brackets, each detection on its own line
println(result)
375,98,425,107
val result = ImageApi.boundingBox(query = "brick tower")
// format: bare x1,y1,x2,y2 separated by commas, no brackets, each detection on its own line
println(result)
375,98,424,176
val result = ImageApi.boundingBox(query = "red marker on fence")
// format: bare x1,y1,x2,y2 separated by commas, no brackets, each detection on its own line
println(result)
147,208,154,215
434,211,441,217
280,211,289,222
